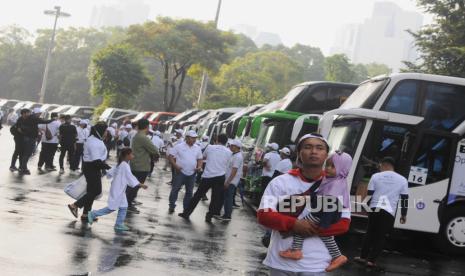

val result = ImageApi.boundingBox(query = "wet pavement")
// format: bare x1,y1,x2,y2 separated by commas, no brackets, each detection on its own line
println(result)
0,128,465,275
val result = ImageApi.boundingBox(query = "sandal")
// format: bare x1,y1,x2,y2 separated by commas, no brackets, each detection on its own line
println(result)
353,257,367,264
68,204,78,218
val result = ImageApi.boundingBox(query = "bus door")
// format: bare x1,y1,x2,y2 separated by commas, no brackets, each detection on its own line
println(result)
350,121,415,216
395,130,458,233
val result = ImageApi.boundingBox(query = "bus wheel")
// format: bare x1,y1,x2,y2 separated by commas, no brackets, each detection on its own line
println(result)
437,207,465,255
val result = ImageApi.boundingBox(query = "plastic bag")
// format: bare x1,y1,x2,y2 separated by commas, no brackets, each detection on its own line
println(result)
64,175,102,200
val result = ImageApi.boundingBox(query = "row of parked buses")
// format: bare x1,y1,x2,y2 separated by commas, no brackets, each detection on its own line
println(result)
2,72,464,253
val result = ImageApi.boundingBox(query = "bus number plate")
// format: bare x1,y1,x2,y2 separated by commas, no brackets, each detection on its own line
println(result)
408,166,428,185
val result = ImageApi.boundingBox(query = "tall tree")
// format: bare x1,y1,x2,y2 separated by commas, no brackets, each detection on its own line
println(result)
126,17,236,111
405,0,465,77
89,44,149,115
209,50,304,107
324,54,356,83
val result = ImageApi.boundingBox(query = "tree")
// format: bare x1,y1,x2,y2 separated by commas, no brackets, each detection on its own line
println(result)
209,50,304,107
127,17,236,111
404,0,465,77
365,62,392,77
89,44,149,115
324,54,356,83
285,44,325,81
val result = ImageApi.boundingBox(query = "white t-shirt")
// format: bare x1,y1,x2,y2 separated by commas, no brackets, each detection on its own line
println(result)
259,173,351,273
225,152,244,186
76,127,89,144
106,126,116,138
368,171,409,216
39,120,61,144
83,135,108,162
262,151,281,177
275,158,293,174
105,161,140,210
202,144,232,178
150,135,164,150
170,141,203,176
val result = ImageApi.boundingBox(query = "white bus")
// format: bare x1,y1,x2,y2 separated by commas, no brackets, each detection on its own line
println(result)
293,73,465,254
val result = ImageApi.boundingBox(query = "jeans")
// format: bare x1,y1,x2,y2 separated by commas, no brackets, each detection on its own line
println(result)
38,142,58,168
11,136,22,168
92,207,128,226
126,171,148,207
269,268,326,276
223,184,237,218
169,172,196,210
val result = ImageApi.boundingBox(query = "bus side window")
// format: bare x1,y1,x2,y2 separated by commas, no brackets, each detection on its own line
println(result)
410,135,453,185
382,80,419,115
327,87,353,110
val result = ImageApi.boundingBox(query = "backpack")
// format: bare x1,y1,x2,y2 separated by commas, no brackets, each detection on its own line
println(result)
45,125,53,140
10,124,19,136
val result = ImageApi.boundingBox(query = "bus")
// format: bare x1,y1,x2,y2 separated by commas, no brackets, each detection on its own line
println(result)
292,73,465,254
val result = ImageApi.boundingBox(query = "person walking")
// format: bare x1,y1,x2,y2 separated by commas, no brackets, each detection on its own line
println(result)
9,109,28,172
58,115,77,174
67,122,110,221
127,119,159,213
354,156,409,268
88,148,148,231
178,133,232,222
148,130,164,177
261,143,281,194
221,139,243,221
73,119,89,172
37,112,61,172
257,133,351,275
168,130,203,214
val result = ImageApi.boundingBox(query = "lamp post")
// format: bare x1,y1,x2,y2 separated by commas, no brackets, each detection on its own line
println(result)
196,0,222,108
38,6,70,103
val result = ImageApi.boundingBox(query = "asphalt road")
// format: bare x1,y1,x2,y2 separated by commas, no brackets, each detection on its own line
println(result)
0,127,464,276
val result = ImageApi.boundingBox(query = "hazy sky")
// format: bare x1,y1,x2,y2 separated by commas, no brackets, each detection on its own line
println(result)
0,0,429,54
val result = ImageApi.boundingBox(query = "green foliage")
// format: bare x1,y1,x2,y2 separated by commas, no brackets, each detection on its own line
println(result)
89,43,149,111
207,51,304,107
324,54,355,83
405,0,465,77
126,17,236,111
365,62,392,77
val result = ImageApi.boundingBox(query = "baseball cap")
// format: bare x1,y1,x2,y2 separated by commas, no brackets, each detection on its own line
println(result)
111,122,118,128
229,139,242,148
266,142,279,151
279,147,291,156
201,135,209,141
186,130,198,138
175,129,184,135
125,124,133,129
297,133,329,151
154,130,161,136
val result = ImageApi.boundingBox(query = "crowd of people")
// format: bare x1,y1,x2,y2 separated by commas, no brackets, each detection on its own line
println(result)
7,107,411,275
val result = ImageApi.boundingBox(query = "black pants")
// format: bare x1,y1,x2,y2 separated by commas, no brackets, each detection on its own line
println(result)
74,162,102,215
126,171,148,207
19,136,35,171
11,136,22,168
183,175,225,218
59,143,75,170
360,208,395,262
73,143,84,170
38,142,58,168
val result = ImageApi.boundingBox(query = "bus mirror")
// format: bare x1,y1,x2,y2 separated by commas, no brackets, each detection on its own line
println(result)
291,114,321,142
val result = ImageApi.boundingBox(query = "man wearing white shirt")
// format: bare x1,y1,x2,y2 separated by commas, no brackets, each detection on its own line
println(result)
73,120,89,171
37,112,61,172
273,147,293,178
168,130,203,214
257,133,351,275
356,157,409,268
261,142,282,194
179,133,232,222
221,139,244,221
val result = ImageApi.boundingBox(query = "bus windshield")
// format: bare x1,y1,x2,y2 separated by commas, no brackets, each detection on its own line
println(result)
327,119,365,157
341,78,389,109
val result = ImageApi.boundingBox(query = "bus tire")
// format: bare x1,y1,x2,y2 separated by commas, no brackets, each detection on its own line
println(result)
436,207,465,255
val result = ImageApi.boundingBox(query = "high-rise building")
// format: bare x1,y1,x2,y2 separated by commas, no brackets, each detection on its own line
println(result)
232,24,283,47
330,1,423,72
90,0,150,28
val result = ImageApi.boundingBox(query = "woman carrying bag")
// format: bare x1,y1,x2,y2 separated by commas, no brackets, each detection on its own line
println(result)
67,122,111,222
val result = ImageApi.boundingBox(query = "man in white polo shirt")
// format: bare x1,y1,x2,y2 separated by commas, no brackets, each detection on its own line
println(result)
355,156,408,268
273,147,293,178
179,133,232,222
168,130,203,214
261,142,281,194
258,133,351,275
221,138,244,221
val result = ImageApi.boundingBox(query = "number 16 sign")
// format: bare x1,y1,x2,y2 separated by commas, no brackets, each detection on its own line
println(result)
408,166,428,185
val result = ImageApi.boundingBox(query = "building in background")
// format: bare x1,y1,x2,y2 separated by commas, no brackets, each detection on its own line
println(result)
90,0,150,28
331,1,423,72
232,24,283,47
